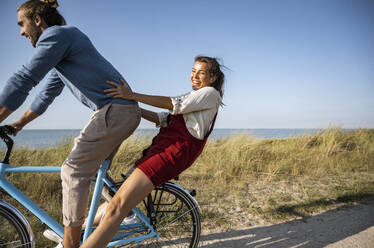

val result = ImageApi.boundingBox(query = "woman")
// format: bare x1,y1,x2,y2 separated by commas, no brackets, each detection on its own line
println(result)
79,55,225,247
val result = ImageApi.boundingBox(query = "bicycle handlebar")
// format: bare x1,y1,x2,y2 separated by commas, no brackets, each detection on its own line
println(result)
0,125,16,164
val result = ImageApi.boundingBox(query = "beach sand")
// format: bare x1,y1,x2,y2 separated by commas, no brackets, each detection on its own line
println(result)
199,197,374,247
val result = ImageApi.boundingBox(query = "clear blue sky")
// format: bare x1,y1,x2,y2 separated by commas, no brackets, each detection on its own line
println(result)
0,0,373,129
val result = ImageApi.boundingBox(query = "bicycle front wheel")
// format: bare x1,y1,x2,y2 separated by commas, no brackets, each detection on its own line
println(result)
0,204,33,248
140,182,201,248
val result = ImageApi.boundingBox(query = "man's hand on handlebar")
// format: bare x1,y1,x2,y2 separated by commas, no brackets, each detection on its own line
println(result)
9,123,23,136
5,109,40,136
0,125,17,136
0,125,16,164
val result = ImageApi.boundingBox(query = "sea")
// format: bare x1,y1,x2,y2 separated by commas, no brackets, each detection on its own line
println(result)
0,128,346,150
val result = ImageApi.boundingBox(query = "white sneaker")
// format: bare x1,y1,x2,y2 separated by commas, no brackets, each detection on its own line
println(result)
55,242,64,248
121,213,140,225
43,229,63,243
100,208,140,226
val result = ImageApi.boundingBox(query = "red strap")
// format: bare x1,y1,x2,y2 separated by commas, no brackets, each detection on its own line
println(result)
204,113,217,139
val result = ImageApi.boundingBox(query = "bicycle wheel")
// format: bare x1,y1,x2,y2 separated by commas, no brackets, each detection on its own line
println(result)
136,182,201,248
0,204,32,248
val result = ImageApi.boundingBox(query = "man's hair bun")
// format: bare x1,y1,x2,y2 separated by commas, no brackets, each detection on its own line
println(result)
41,0,59,9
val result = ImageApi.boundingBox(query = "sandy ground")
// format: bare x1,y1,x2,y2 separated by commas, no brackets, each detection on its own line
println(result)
199,198,374,248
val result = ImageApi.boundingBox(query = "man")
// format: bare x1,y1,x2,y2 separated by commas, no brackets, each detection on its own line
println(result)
0,1,140,247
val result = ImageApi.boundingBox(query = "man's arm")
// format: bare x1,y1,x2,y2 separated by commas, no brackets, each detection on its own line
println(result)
11,109,39,135
0,105,13,123
10,70,65,135
4,69,64,135
0,27,69,115
30,69,65,116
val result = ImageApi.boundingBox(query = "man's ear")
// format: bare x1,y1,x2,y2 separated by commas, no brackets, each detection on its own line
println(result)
33,14,42,27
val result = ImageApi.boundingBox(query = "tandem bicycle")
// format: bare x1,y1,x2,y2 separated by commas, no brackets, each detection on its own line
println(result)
0,125,201,247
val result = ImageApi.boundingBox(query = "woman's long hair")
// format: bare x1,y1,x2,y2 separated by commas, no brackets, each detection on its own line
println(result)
194,56,226,98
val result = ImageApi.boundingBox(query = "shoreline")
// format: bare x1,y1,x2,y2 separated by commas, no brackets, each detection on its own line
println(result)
1,128,365,149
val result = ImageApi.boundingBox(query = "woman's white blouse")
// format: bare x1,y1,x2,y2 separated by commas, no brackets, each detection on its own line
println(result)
157,87,221,140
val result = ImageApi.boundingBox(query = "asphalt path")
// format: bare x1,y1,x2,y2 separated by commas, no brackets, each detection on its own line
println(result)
199,198,374,247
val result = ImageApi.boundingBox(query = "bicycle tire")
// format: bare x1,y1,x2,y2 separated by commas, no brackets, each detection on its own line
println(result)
141,182,201,248
106,181,201,248
0,204,32,248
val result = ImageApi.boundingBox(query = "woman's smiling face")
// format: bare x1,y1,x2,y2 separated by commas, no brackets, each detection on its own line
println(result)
190,61,216,90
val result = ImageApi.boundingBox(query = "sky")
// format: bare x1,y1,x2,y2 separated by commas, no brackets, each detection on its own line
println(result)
0,0,373,129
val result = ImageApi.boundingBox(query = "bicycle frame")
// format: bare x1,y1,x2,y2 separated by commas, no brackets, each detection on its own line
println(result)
0,159,159,247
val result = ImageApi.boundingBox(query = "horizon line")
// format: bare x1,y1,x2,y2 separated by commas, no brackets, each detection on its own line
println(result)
19,127,371,130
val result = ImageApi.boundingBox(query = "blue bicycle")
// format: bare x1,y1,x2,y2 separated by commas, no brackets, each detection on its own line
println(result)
0,125,201,247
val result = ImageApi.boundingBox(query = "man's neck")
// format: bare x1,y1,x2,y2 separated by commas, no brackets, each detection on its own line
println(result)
40,24,50,33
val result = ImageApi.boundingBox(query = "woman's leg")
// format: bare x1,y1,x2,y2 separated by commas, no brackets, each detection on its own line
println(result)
80,164,138,228
80,168,154,248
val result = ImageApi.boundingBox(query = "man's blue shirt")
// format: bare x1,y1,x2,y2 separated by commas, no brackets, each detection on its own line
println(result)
0,25,136,115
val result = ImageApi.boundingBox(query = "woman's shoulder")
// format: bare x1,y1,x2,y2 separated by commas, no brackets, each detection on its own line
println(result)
195,86,219,95
195,87,221,100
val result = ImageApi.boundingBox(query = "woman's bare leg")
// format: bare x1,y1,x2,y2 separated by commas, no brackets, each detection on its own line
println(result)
80,168,154,248
82,165,138,228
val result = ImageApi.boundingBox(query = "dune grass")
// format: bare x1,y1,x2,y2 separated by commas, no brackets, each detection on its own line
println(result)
1,128,373,245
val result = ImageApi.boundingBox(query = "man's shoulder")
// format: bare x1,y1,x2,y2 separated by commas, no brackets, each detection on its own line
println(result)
43,25,82,36
37,25,85,46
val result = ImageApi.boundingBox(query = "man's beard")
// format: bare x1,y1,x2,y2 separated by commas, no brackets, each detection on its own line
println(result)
29,25,42,48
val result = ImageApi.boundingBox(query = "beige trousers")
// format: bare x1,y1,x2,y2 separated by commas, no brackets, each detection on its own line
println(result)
61,103,141,226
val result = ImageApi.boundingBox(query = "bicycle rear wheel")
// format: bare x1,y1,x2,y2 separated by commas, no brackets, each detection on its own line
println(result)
136,182,201,248
0,204,32,248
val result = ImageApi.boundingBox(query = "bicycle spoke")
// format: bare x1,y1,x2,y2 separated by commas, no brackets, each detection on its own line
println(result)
104,180,201,247
157,205,197,231
139,184,200,247
0,206,31,248
13,241,34,248
0,240,22,246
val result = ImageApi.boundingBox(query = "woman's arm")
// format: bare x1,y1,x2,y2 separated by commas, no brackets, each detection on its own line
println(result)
105,79,173,111
140,108,160,125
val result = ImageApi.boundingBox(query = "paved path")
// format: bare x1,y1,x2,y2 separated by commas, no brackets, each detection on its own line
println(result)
199,198,374,247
